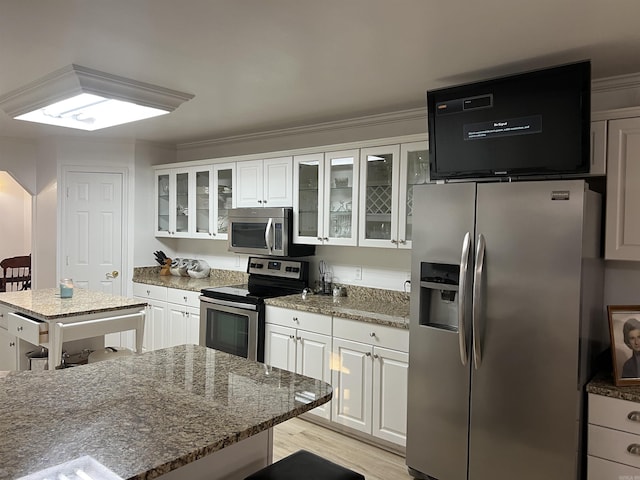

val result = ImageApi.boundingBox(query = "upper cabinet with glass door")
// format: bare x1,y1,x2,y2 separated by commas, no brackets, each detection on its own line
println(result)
399,141,429,250
155,167,192,238
358,145,400,247
358,143,428,248
191,163,235,240
293,150,359,246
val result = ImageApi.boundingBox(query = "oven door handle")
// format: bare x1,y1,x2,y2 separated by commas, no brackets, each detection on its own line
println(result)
265,217,273,254
200,296,258,311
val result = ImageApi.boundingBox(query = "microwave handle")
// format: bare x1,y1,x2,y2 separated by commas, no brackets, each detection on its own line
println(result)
265,218,273,254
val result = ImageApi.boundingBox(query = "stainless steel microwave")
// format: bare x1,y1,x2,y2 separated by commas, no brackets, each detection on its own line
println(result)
227,207,315,257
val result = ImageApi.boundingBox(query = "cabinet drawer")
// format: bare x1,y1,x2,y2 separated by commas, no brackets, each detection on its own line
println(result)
333,316,408,352
8,312,49,345
589,393,640,435
266,306,332,336
589,424,640,469
167,288,201,307
133,283,167,301
588,455,640,479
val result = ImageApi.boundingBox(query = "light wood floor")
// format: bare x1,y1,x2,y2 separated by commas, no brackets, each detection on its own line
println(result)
273,417,414,480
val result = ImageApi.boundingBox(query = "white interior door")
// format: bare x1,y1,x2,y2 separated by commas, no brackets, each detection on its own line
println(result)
63,170,124,295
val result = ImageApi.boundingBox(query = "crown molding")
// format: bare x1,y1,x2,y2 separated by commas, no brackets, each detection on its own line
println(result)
592,72,640,94
177,107,426,152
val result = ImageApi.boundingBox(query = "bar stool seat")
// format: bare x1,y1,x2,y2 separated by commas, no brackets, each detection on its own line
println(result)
245,450,364,480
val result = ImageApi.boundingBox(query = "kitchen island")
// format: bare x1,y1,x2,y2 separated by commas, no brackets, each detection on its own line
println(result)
0,344,333,479
0,288,147,369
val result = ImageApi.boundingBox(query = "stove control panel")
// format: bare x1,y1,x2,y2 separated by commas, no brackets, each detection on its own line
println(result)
247,256,308,280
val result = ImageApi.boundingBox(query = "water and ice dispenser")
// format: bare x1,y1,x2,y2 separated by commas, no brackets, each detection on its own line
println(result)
417,262,461,331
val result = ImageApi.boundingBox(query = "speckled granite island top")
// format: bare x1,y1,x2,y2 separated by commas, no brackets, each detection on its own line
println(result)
0,345,332,480
0,288,146,320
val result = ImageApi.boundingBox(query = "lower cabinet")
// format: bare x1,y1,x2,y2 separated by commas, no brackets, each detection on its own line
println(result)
588,393,640,478
265,306,332,420
108,283,200,351
332,319,409,447
0,325,18,371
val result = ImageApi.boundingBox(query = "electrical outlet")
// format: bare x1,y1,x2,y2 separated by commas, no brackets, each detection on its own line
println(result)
354,266,362,281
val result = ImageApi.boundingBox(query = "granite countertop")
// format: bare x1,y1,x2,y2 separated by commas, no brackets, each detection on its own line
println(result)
133,267,410,329
0,345,332,480
0,288,147,320
133,266,248,292
587,373,640,403
265,289,410,329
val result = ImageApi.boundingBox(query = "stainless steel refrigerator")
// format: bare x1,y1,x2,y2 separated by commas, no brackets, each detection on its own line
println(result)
406,180,605,480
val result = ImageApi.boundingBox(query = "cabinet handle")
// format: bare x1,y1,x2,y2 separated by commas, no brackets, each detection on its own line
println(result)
183,296,188,302
399,239,406,245
9,342,15,347
296,336,301,341
324,237,329,241
263,199,267,204
365,352,371,357
289,335,295,339
317,237,323,241
628,411,640,422
391,239,397,244
17,326,23,332
369,332,376,337
628,444,640,456
292,317,299,323
258,200,263,204
373,354,379,359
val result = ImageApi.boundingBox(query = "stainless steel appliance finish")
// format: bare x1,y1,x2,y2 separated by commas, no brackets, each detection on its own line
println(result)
406,180,604,480
227,207,315,257
200,256,309,362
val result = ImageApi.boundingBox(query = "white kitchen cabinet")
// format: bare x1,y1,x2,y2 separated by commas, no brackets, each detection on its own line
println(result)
0,317,18,371
265,305,332,420
166,288,201,347
236,156,293,208
156,163,235,240
332,316,409,447
605,116,640,260
359,142,428,249
588,393,640,478
293,150,360,246
127,283,169,351
590,120,607,176
155,167,192,237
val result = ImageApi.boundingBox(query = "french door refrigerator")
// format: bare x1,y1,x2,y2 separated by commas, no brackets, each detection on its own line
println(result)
406,180,604,480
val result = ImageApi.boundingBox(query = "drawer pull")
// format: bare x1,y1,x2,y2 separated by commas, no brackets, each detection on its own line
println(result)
370,332,376,337
627,444,640,456
17,326,23,332
628,411,640,422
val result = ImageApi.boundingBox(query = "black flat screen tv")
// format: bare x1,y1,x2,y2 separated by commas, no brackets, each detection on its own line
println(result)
427,61,591,181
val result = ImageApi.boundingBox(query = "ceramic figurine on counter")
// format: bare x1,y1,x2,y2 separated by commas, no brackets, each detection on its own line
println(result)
188,259,211,279
178,258,191,276
170,258,181,276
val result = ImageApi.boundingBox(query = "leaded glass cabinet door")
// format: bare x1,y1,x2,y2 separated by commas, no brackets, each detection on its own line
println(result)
213,162,235,240
294,153,323,245
399,141,429,250
324,149,359,246
358,145,400,247
193,166,213,238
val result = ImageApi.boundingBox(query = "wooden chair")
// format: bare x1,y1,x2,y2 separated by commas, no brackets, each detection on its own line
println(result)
0,254,31,292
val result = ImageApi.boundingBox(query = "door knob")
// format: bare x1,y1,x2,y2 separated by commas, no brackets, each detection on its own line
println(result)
106,271,119,279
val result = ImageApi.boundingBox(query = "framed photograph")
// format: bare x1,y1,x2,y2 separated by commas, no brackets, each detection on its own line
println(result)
608,305,640,386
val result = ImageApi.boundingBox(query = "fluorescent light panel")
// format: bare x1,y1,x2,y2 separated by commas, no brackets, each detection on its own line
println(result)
0,65,194,131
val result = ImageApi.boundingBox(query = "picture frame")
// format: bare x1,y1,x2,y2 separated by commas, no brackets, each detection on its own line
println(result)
608,305,640,386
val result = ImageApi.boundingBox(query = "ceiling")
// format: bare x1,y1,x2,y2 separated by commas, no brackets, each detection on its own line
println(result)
2,0,640,146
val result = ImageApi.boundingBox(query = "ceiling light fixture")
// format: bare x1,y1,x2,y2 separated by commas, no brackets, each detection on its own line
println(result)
0,64,194,131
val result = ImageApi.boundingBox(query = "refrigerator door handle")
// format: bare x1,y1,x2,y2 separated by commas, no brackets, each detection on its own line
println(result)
472,233,486,369
458,232,471,366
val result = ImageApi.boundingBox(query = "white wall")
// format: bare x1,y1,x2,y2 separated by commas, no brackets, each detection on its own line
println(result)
0,171,31,260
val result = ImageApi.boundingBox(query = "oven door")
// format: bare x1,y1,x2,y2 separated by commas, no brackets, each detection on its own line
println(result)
199,296,262,361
